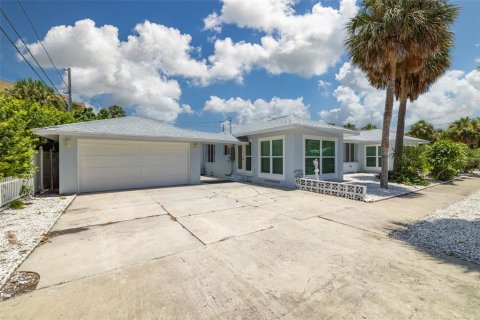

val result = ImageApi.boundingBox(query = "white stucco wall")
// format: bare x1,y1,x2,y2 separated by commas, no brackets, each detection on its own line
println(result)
217,128,346,189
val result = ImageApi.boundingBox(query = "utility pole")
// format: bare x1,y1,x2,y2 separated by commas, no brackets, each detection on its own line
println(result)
65,67,72,112
228,117,232,134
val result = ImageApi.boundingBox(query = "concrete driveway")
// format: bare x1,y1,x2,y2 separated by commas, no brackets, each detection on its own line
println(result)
1,177,480,319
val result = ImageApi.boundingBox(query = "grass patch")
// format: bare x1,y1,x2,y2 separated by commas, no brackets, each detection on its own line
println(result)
9,199,24,210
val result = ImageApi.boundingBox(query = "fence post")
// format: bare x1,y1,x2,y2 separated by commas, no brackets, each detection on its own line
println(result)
40,146,44,190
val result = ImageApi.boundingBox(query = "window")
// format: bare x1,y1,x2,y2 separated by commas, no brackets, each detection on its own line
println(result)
206,144,215,163
237,142,252,172
304,138,336,175
259,138,284,177
365,145,381,168
343,143,357,162
224,145,231,156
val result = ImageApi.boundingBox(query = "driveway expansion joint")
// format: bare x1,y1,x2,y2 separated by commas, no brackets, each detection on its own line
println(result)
157,202,206,246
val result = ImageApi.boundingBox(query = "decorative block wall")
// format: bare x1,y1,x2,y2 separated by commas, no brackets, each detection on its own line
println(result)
295,178,366,201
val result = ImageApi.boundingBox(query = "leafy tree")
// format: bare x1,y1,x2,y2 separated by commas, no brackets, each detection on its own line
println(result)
343,123,356,130
0,94,35,178
361,124,377,130
390,146,429,185
8,79,66,110
107,105,126,118
426,139,468,181
346,0,458,188
447,117,480,148
408,120,437,142
72,106,98,122
97,108,111,119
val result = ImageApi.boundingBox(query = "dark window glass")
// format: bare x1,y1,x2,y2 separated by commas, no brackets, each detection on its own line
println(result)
305,139,320,156
261,158,270,173
272,158,283,174
237,146,243,169
261,141,270,156
322,158,335,174
322,140,335,157
272,139,283,156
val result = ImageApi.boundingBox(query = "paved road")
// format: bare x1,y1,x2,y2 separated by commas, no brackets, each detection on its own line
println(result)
1,176,479,319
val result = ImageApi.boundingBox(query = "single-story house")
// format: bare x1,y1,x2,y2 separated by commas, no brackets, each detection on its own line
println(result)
342,129,428,174
34,115,359,193
202,115,358,188
34,115,427,194
34,116,242,194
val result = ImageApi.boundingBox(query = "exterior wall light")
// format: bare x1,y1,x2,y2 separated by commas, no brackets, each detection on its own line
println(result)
65,138,71,148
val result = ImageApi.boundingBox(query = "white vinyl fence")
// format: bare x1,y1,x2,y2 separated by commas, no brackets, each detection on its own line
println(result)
0,177,34,207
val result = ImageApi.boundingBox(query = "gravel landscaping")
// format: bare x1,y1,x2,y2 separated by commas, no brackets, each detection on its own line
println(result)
0,195,75,288
343,173,439,202
392,190,480,265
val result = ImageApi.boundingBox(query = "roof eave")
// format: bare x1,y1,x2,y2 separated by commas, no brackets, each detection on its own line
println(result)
33,129,241,144
234,124,359,137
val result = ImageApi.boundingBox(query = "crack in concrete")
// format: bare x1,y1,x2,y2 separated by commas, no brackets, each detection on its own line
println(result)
157,202,206,246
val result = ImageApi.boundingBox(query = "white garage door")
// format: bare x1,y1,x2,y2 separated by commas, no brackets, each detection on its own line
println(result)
78,139,189,193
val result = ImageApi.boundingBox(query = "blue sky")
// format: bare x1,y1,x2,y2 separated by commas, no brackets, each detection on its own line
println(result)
1,0,479,131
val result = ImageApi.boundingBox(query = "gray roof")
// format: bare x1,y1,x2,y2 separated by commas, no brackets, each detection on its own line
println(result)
344,129,428,143
231,114,358,136
34,116,240,144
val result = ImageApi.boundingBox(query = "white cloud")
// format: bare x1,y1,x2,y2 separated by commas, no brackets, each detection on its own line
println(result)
319,62,480,127
318,80,331,96
204,96,310,124
204,0,358,80
22,19,209,120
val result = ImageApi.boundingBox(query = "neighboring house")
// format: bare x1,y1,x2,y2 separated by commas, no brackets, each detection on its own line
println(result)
34,116,241,194
201,115,358,188
343,129,428,173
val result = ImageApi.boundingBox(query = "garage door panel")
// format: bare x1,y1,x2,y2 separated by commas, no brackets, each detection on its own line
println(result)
78,140,190,193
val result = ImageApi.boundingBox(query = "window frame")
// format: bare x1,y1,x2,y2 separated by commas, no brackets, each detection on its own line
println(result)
237,142,252,173
257,136,285,180
302,135,338,179
365,145,382,168
343,143,357,163
206,144,215,163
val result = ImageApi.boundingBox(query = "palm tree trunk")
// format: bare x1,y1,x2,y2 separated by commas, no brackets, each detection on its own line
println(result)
393,73,408,172
380,58,397,189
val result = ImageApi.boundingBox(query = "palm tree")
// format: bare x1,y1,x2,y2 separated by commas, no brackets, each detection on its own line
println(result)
8,79,66,110
361,124,377,130
107,105,126,118
393,45,455,172
346,0,458,188
408,120,437,141
343,123,356,130
448,117,480,148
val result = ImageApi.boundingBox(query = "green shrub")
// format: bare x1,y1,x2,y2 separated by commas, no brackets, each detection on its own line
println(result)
9,199,24,210
390,146,429,185
464,148,480,172
426,139,468,181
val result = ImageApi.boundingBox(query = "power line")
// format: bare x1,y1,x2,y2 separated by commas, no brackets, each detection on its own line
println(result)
0,7,68,108
0,25,49,87
15,0,69,88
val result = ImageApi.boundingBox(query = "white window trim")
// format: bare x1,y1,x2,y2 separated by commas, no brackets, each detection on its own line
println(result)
206,144,215,163
343,143,357,163
258,135,285,180
237,142,252,173
302,135,338,179
364,144,381,169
